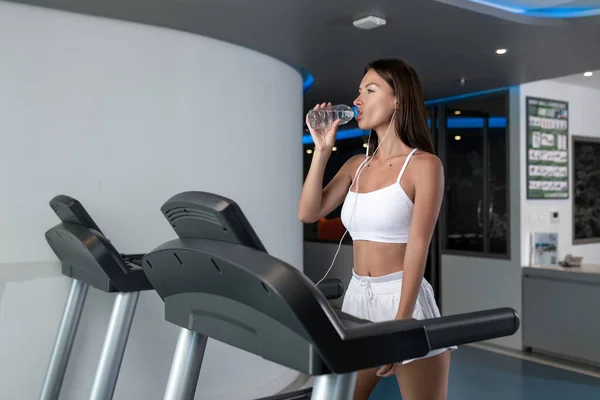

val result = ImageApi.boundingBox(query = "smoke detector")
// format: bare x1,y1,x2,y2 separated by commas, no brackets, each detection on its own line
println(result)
353,16,387,30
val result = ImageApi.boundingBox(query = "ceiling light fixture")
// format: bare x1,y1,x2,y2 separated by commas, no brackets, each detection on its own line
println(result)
353,16,387,30
584,71,593,77
496,48,507,55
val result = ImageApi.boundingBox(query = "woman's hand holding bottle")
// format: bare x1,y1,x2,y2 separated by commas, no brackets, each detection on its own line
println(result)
305,102,340,152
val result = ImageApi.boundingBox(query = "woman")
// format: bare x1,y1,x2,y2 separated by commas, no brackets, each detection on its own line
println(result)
298,58,455,400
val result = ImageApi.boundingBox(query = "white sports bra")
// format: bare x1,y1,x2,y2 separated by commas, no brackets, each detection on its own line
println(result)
340,148,418,243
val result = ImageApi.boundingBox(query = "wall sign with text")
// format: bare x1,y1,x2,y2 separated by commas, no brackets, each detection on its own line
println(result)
526,96,569,199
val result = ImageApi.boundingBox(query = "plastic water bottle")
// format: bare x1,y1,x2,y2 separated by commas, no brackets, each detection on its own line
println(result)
307,104,358,130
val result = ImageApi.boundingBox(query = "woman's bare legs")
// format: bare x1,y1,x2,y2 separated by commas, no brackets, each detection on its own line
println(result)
396,350,451,400
352,367,380,400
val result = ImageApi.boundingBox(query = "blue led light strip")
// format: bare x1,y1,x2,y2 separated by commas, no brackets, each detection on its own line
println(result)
302,117,507,145
303,73,314,93
467,0,600,18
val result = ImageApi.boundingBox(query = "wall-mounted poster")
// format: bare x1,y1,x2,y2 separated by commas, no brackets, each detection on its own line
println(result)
526,97,569,199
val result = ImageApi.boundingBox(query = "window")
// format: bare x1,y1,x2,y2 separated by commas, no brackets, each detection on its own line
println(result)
437,91,510,258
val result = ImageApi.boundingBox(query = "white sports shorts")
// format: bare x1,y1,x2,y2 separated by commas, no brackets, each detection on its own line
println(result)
341,269,457,365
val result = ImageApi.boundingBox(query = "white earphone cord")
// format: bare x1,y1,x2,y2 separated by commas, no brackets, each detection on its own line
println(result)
315,111,396,286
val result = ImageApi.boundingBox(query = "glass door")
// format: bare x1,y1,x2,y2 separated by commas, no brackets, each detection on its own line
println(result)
440,102,508,257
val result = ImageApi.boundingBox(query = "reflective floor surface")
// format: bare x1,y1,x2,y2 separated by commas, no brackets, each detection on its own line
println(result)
372,345,600,399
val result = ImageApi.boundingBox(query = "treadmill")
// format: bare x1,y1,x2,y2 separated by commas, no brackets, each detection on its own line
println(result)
40,195,154,400
141,191,520,400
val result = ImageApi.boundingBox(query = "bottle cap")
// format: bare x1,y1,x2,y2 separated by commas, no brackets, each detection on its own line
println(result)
352,106,359,118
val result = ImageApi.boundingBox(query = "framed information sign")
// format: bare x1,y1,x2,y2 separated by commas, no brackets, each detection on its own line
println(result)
526,96,569,199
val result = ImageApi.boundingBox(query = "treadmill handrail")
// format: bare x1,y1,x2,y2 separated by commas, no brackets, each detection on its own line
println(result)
319,308,518,371
142,238,520,372
341,308,518,343
420,307,520,349
340,316,428,341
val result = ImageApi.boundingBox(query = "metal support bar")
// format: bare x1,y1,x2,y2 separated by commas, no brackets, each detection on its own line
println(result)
311,372,357,400
163,328,208,400
40,279,89,400
89,291,140,400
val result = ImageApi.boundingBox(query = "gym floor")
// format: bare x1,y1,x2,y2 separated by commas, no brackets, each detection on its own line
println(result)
371,345,600,399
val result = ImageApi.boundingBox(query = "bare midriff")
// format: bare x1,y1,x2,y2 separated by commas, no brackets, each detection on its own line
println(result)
352,240,406,277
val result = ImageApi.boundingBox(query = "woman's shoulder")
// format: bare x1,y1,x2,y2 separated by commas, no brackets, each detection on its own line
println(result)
347,153,367,165
341,153,367,173
412,150,442,167
410,151,443,179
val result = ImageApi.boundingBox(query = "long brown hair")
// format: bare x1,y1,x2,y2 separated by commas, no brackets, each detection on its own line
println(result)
364,58,435,156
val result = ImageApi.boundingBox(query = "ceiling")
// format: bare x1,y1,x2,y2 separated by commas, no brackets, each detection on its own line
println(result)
553,69,600,89
6,0,600,111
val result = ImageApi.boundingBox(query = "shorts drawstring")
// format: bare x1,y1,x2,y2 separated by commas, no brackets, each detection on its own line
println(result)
358,279,374,300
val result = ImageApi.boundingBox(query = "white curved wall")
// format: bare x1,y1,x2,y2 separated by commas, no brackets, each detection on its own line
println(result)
0,2,304,399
